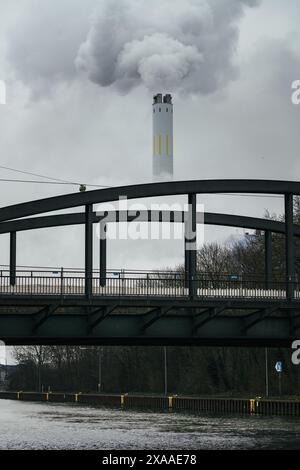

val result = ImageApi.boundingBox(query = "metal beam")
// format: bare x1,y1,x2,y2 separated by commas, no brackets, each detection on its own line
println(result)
33,304,59,332
184,220,189,288
285,194,294,300
193,308,212,317
0,293,298,311
1,180,300,223
265,230,272,289
85,204,93,299
88,305,118,330
99,222,107,287
193,306,227,332
243,307,279,332
188,194,197,299
1,210,300,238
0,310,294,346
142,306,173,331
89,306,106,317
9,231,16,286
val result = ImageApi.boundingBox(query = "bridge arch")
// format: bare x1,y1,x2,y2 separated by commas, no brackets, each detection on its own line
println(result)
0,179,297,299
1,179,300,345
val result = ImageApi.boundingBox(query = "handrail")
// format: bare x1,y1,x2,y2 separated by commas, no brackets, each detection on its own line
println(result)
0,273,294,300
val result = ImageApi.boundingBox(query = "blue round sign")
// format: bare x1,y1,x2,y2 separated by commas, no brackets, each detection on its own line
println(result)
275,361,283,373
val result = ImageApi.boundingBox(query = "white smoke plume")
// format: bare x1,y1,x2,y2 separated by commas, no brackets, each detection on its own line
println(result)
76,0,261,94
6,0,261,97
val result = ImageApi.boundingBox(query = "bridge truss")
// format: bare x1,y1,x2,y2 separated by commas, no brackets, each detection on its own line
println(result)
0,179,299,346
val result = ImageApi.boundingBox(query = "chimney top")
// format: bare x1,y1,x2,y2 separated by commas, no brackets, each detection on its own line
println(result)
153,93,172,105
163,94,172,104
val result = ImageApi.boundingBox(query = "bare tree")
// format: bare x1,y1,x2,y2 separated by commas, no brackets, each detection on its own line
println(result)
13,346,51,391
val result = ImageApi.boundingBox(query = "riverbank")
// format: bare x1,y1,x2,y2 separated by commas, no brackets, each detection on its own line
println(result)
1,391,300,416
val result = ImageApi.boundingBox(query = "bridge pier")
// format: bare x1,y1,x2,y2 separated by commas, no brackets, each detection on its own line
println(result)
100,222,107,287
9,231,16,286
264,230,272,289
285,194,294,301
85,204,93,299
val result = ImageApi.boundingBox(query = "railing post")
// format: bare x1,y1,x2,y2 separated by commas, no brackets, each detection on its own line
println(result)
100,222,107,287
85,204,93,299
187,194,197,299
61,267,64,296
264,230,272,290
146,273,149,297
184,220,189,289
10,231,16,286
285,194,294,300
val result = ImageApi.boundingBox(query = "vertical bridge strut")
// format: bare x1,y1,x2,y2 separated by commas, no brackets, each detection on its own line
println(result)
264,230,272,289
85,204,93,299
285,194,294,301
187,194,197,299
100,222,107,287
10,231,16,286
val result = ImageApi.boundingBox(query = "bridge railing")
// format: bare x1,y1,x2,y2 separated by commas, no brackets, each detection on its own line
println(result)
0,271,295,299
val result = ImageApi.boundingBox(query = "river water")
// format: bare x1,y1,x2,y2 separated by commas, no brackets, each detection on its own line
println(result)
0,399,300,450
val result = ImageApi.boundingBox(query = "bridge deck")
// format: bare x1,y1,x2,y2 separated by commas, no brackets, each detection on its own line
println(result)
0,271,299,346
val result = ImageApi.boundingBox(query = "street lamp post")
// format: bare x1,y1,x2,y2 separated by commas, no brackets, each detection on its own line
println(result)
265,347,269,398
275,361,283,397
98,347,102,393
80,346,103,393
164,346,168,396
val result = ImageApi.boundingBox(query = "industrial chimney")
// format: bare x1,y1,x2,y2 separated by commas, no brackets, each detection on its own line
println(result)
152,93,173,179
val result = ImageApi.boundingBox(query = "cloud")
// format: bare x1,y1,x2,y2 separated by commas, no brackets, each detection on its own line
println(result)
4,0,300,272
6,0,97,98
6,0,261,97
76,0,261,95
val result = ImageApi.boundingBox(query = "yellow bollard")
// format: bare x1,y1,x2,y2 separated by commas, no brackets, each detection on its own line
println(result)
168,396,173,410
74,393,78,403
120,394,125,408
249,399,256,415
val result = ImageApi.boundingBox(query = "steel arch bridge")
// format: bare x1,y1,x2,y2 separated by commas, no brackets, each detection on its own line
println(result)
0,179,299,346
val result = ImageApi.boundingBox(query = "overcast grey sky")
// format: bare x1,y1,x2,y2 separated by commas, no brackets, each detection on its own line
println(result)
0,0,299,271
